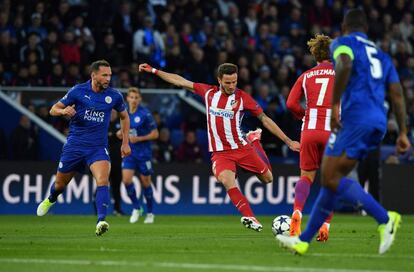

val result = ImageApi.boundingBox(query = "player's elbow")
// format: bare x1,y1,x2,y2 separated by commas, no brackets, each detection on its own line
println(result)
286,99,295,112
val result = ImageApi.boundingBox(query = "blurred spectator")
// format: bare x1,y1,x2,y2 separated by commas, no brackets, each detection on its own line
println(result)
27,13,47,40
175,130,203,163
95,32,122,68
154,127,174,163
112,1,134,62
19,32,44,63
0,31,17,70
132,16,165,67
60,30,80,65
65,63,81,86
46,63,66,86
10,115,37,160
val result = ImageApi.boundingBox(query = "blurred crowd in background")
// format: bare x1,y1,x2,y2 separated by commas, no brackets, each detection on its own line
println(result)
1,0,414,163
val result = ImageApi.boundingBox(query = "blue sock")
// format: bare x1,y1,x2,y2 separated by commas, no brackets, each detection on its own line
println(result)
143,186,154,213
125,183,141,210
300,187,336,242
96,186,109,222
48,182,64,203
337,177,388,224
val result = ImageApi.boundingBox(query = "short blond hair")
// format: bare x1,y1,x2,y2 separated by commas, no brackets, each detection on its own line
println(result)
307,34,332,62
127,87,141,96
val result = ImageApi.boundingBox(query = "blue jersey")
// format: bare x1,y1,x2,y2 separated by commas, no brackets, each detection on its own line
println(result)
60,80,126,148
330,32,399,131
128,105,157,159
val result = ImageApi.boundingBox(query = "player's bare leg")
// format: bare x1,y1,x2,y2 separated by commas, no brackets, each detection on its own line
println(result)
256,169,273,184
218,170,262,232
37,171,75,216
140,174,155,224
90,160,111,236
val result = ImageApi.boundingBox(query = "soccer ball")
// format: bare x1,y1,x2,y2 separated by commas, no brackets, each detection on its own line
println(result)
271,215,291,236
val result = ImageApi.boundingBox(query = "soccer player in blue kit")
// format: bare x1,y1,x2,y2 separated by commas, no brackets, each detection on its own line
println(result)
117,87,158,224
37,60,131,236
277,9,411,254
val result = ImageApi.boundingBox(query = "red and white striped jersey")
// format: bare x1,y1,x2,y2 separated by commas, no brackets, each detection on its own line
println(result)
286,62,335,131
193,83,263,152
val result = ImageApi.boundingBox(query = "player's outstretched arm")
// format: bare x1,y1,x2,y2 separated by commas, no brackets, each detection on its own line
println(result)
389,82,411,153
129,129,159,144
119,110,131,158
138,63,195,92
258,113,300,152
49,101,76,117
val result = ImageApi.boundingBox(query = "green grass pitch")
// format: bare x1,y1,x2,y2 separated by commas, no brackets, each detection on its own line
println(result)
0,215,413,272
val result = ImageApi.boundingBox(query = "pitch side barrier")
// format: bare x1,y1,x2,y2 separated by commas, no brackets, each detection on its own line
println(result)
0,162,412,215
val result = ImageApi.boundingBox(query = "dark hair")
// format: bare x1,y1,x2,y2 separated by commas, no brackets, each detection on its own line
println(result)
343,9,368,30
307,34,332,62
90,59,110,72
217,63,238,78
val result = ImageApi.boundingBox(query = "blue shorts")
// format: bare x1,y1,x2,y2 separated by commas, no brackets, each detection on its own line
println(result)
325,124,385,160
122,155,153,176
58,145,110,173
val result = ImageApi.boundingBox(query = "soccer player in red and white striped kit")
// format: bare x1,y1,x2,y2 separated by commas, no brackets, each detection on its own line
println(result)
139,62,300,231
286,34,335,241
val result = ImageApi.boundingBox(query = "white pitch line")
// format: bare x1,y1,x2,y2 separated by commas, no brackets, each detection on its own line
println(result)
0,258,402,272
1,246,414,260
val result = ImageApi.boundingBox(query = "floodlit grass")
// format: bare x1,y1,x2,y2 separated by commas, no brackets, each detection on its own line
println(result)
0,215,413,272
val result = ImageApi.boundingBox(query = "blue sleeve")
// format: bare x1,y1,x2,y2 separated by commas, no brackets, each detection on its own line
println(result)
114,91,126,112
145,110,157,130
60,86,77,106
384,55,400,84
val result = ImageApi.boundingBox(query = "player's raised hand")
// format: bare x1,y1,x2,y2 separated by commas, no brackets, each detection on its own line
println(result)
121,143,131,158
138,63,153,73
288,140,301,152
396,134,411,153
62,105,76,117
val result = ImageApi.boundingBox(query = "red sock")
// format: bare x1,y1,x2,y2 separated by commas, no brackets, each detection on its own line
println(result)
251,141,272,171
325,212,333,224
227,187,254,217
293,176,312,212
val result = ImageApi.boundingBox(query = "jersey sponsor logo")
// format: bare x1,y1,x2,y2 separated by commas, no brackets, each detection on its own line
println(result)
209,107,234,119
105,96,112,104
306,69,335,79
134,116,141,123
84,109,105,122
84,95,91,100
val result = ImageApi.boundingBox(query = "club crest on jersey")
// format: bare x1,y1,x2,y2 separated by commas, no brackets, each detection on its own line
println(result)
230,100,238,109
134,116,141,123
209,107,234,119
105,96,112,104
